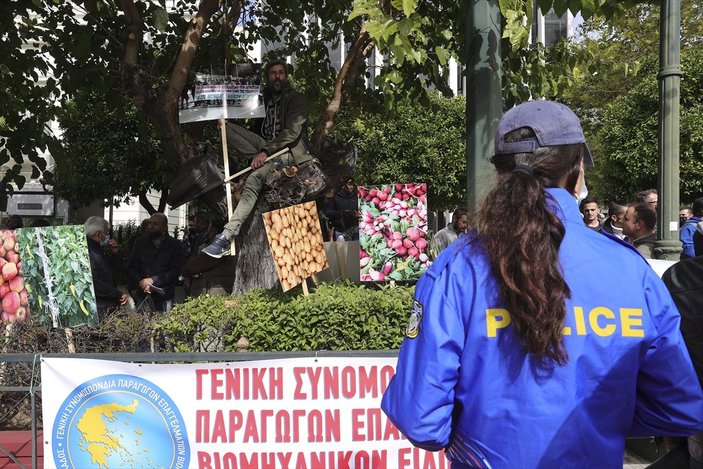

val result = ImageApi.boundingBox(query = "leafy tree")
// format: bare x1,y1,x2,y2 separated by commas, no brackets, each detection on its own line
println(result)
562,2,703,203
52,90,167,211
565,2,703,126
334,93,467,212
1,0,654,196
588,48,703,204
0,1,62,189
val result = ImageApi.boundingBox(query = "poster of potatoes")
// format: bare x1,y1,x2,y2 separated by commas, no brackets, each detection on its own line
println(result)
0,230,29,322
263,201,329,292
14,226,98,327
357,183,431,282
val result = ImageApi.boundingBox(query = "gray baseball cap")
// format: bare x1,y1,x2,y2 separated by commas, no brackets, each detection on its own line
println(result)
494,100,593,165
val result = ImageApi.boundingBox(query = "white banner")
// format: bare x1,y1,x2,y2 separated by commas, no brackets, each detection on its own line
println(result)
41,356,449,469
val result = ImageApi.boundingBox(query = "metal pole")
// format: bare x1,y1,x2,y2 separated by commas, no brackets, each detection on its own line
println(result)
31,386,36,469
466,0,502,211
653,0,682,259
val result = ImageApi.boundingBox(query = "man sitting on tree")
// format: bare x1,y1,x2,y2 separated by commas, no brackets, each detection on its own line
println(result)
203,60,315,258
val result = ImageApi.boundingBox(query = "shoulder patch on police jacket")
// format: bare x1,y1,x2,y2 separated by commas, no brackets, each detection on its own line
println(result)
406,300,424,338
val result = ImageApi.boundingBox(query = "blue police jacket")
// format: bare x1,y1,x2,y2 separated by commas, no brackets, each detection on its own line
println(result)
382,188,703,469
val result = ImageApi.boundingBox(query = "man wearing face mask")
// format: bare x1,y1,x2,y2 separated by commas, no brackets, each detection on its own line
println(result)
85,216,131,311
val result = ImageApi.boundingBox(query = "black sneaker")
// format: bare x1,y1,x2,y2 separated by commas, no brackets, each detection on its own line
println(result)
202,234,232,258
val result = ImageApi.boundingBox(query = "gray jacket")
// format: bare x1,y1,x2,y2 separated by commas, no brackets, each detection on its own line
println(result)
258,86,314,165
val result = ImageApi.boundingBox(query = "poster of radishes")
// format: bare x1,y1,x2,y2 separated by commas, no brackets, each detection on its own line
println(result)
0,230,29,322
358,183,430,282
15,226,98,327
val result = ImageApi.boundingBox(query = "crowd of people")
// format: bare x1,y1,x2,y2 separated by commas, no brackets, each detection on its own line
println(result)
1,211,236,314
432,185,703,265
574,190,703,261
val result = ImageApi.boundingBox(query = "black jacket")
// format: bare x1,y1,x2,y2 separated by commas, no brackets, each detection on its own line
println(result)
127,234,186,301
662,257,703,387
324,190,357,231
87,238,122,310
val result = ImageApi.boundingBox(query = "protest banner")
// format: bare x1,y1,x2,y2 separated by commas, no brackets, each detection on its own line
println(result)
41,356,449,469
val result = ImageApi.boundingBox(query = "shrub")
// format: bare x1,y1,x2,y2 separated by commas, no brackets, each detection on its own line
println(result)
158,282,414,352
0,282,414,429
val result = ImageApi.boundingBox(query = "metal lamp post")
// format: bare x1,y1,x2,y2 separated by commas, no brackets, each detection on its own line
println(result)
465,0,502,211
653,0,682,260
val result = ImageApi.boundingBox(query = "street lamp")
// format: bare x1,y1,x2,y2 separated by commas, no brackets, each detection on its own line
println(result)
653,0,682,260
465,0,502,211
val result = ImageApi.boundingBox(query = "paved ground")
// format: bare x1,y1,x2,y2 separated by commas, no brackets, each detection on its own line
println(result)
624,448,651,468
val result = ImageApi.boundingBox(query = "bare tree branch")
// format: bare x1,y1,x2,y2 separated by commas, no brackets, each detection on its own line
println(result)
138,191,156,215
163,0,222,109
119,0,151,108
311,30,373,151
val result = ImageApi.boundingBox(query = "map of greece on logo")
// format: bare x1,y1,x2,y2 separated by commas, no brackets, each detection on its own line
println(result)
52,374,190,469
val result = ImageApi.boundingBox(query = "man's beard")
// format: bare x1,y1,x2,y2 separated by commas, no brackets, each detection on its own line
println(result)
267,79,284,95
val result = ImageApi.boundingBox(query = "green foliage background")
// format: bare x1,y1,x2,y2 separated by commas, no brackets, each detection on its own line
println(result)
158,282,414,353
2,0,652,204
589,50,703,203
332,93,466,212
15,226,98,327
52,90,166,208
564,3,703,205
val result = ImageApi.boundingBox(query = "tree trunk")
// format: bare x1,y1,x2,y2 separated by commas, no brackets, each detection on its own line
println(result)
231,204,280,295
119,0,221,167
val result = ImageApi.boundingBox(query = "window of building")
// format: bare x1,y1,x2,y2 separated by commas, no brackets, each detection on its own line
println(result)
544,10,568,45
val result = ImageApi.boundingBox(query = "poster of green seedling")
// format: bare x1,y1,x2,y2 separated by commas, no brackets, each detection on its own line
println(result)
15,226,98,327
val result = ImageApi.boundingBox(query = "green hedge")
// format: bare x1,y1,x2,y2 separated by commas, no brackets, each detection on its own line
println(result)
0,283,413,429
158,282,414,353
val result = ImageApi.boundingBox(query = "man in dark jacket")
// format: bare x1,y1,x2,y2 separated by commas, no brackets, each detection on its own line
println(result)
204,60,314,258
622,202,657,258
663,258,703,467
184,212,209,258
128,212,186,312
85,216,130,311
324,176,358,234
181,219,235,296
601,201,627,240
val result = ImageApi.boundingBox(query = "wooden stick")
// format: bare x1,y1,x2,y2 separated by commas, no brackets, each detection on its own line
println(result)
219,117,236,255
223,147,290,183
220,118,234,218
301,277,309,296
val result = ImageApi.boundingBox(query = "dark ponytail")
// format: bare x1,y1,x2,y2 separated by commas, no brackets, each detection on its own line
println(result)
473,128,584,366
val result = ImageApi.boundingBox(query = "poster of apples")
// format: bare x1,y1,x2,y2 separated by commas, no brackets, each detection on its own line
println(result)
13,226,98,327
358,183,430,282
0,230,29,322
263,201,329,292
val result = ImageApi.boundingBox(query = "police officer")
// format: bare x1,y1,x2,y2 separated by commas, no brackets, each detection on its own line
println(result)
381,101,703,468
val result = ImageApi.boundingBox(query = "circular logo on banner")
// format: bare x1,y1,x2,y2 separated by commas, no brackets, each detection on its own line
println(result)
51,374,189,469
